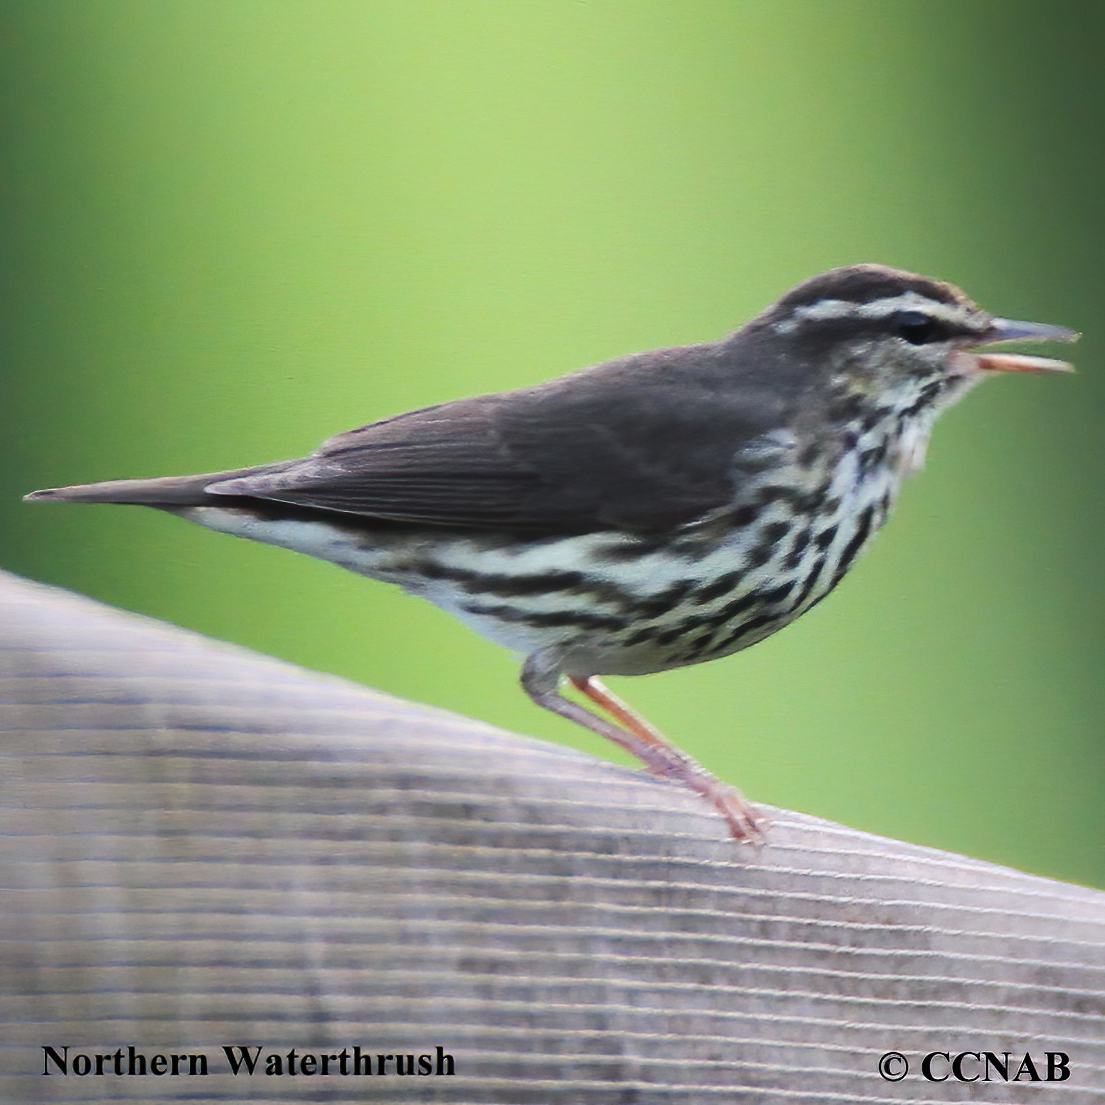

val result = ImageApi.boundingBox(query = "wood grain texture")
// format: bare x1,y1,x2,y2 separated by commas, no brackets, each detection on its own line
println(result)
1,568,1102,1103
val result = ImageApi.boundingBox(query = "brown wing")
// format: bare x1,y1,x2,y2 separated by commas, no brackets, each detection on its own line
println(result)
208,342,791,534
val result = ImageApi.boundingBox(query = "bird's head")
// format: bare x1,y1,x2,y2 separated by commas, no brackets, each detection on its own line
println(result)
758,264,1077,421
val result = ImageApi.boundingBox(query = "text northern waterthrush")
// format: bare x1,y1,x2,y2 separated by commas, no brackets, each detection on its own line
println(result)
27,265,1078,840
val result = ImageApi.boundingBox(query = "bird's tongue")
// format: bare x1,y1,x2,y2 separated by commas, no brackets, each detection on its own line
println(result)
971,352,1076,374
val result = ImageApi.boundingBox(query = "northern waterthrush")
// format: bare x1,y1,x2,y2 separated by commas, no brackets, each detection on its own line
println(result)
26,265,1078,841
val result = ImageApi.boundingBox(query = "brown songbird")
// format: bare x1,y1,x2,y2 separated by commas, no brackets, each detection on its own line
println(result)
26,265,1078,840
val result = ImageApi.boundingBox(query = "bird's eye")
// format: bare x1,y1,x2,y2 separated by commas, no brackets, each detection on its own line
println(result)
892,310,943,345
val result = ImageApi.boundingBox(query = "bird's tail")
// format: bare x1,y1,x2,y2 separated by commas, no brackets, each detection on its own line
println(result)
24,463,294,507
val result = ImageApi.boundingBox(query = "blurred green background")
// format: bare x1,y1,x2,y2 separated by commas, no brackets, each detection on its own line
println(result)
2,1,1102,887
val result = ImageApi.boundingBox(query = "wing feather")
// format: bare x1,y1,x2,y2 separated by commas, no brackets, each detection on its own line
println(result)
207,342,789,533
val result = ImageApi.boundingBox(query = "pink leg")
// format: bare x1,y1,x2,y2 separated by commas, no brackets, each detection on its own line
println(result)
519,652,765,841
571,676,766,843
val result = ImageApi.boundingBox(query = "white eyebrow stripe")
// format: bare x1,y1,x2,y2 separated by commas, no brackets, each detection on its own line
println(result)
774,291,976,334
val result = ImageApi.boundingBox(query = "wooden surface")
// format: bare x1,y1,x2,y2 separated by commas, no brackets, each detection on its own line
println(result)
1,568,1103,1103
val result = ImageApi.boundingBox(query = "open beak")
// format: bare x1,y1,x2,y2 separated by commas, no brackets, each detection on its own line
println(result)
969,317,1080,374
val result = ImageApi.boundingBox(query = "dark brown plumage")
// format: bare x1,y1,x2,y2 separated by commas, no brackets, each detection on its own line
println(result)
26,265,1078,840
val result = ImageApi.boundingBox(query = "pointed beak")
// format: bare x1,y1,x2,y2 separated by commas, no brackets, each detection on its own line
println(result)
969,317,1080,374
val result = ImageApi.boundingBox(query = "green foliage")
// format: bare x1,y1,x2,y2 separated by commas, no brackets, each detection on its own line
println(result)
2,0,1102,886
